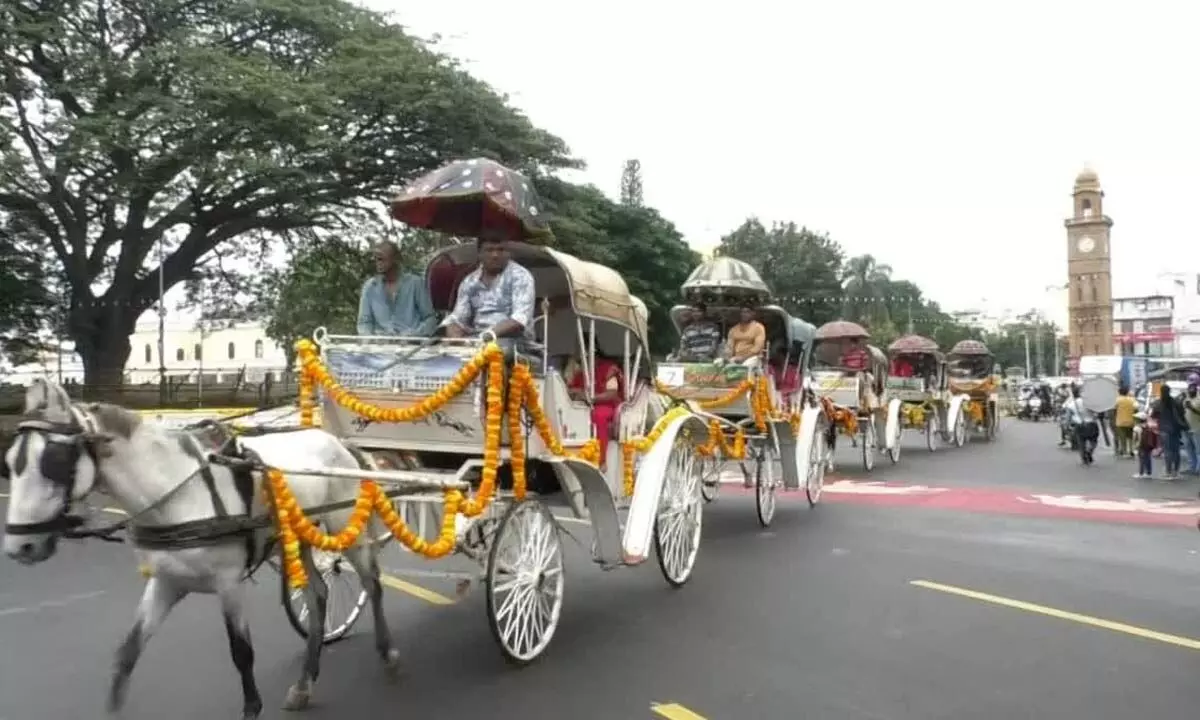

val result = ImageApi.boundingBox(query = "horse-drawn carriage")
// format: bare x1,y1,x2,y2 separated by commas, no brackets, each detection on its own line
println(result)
653,257,827,527
885,334,949,452
1,158,713,717
945,339,1000,442
810,321,902,471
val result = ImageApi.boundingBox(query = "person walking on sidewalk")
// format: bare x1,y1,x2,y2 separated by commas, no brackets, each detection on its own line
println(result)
1183,374,1200,476
1133,412,1157,479
1113,385,1136,458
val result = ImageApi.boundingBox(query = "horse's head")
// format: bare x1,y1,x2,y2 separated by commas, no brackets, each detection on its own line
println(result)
3,379,111,564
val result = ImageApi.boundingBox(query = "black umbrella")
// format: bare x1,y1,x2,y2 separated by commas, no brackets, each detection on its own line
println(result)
391,158,552,242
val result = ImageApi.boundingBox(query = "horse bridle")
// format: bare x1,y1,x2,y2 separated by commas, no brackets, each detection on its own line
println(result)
2,409,104,537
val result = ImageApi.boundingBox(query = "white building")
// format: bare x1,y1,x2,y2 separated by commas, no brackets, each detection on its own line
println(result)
4,317,289,386
1109,273,1200,357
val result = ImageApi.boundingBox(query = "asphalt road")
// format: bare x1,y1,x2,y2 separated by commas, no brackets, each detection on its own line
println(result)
3,421,1200,720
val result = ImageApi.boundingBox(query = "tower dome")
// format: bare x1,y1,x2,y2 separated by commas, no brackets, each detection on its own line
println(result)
1074,167,1100,190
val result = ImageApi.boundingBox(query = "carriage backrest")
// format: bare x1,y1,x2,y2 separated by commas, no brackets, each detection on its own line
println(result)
424,242,651,379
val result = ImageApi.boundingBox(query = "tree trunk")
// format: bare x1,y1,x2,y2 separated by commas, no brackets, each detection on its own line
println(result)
71,303,136,402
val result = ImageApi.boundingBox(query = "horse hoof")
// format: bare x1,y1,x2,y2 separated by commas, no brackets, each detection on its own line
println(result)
107,677,130,713
282,686,310,712
382,648,402,678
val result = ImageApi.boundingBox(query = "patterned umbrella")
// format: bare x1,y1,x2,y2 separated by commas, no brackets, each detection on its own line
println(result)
949,339,992,356
681,257,771,298
814,320,870,341
888,334,940,354
391,158,552,241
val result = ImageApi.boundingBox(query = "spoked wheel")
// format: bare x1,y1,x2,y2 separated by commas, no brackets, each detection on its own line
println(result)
887,417,901,464
953,407,968,447
276,549,369,645
654,437,704,588
806,420,828,507
485,498,565,666
925,413,940,452
699,453,721,503
754,443,779,527
860,418,877,471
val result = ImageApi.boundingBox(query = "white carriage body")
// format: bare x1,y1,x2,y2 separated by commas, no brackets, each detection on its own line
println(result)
813,370,862,409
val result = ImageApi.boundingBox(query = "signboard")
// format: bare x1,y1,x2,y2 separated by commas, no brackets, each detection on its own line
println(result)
1114,331,1175,343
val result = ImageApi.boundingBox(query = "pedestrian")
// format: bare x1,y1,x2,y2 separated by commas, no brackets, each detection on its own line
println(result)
1183,374,1200,476
1113,385,1136,457
1153,384,1185,480
1133,412,1157,479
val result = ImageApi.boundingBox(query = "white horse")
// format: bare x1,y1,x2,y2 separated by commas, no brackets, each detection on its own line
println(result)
1,379,400,719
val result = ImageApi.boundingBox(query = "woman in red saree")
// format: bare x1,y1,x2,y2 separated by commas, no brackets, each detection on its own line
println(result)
568,354,625,468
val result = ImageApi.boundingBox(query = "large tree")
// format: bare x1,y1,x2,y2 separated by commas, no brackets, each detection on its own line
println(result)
715,219,844,325
537,177,698,356
0,212,59,367
0,0,573,384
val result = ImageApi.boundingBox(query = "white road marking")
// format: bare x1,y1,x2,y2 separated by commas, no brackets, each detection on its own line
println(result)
0,590,108,619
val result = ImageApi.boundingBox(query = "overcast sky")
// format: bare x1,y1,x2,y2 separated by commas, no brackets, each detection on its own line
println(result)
374,0,1200,326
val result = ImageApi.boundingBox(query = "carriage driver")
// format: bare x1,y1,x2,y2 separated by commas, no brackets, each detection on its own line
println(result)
674,304,722,361
357,240,437,336
441,233,536,356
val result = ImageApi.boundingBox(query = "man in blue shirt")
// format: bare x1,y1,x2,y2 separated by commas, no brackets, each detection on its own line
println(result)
357,240,436,336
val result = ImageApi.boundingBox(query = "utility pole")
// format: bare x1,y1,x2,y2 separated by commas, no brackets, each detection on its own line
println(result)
1033,311,1046,377
157,237,167,406
1023,332,1032,377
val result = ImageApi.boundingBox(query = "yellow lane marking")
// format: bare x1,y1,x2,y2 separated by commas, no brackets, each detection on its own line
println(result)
911,579,1200,651
0,492,126,516
651,703,708,720
380,574,455,605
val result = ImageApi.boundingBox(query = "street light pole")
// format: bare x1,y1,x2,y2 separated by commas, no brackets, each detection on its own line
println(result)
157,237,166,406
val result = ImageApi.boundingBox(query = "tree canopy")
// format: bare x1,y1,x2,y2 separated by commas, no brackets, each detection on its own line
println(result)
0,0,572,383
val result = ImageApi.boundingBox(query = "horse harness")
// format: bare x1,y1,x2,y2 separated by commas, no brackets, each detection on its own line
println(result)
2,409,266,570
2,408,103,537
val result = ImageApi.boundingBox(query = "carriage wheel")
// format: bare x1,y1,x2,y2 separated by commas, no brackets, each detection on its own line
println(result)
699,453,721,503
806,419,828,507
754,444,778,528
925,412,940,452
485,498,565,666
861,419,877,471
275,549,368,645
654,436,704,588
953,407,968,447
887,417,901,464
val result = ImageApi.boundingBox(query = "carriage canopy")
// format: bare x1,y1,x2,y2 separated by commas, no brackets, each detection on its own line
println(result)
948,339,992,357
888,334,940,355
815,320,870,341
681,257,771,304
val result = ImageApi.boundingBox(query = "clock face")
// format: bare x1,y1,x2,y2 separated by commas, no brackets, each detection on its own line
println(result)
1077,236,1096,253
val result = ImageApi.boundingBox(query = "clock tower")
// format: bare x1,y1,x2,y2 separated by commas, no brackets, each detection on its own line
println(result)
1064,167,1114,359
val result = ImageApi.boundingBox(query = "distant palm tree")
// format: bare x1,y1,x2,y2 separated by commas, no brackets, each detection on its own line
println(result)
841,254,893,326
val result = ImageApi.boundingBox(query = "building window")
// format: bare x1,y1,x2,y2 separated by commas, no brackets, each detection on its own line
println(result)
1089,283,1097,303
144,344,152,364
1081,198,1093,217
1076,283,1083,302
254,339,264,359
175,348,184,362
194,343,202,361
227,342,236,360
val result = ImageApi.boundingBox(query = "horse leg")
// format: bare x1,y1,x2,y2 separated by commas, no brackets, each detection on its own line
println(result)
219,583,263,719
283,547,328,712
108,577,185,713
343,543,401,676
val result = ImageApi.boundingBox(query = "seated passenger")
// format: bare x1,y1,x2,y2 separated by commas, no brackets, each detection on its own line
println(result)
676,304,722,361
891,355,915,377
441,234,536,355
357,240,437,336
726,305,766,366
769,345,801,400
566,348,624,468
840,338,870,372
